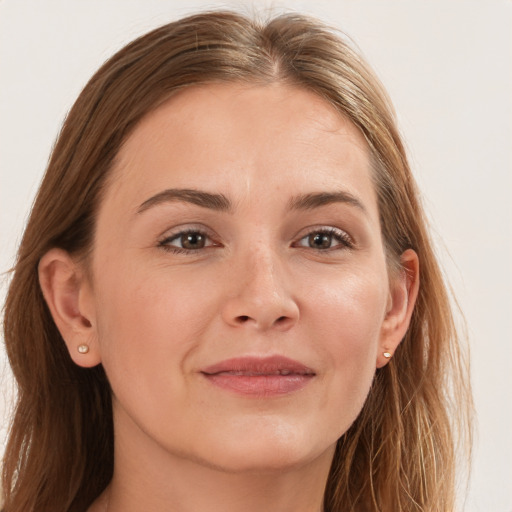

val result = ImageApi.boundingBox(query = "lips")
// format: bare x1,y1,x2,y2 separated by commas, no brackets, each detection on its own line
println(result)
201,356,315,396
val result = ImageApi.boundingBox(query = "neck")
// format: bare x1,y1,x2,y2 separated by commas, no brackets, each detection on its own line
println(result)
108,460,331,512
91,408,334,512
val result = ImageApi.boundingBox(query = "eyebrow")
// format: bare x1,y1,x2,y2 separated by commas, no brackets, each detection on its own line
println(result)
136,188,366,216
288,191,367,215
137,188,232,214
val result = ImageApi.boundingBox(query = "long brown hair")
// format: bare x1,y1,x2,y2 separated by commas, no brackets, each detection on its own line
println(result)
2,11,472,511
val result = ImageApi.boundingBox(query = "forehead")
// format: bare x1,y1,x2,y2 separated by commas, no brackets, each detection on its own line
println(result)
106,82,377,218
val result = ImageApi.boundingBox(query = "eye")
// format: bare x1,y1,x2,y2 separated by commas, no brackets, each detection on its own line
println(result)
294,227,353,251
158,229,218,253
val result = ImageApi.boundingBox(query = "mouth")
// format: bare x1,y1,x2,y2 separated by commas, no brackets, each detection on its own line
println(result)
201,356,316,396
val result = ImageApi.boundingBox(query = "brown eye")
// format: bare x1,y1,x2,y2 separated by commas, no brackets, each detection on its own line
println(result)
295,227,353,251
159,229,216,253
308,233,332,249
181,232,206,249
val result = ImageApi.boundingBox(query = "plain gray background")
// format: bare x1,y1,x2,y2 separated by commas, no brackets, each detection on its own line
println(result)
1,1,511,510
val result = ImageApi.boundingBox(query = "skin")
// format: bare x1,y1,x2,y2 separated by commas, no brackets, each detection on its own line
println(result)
39,83,418,512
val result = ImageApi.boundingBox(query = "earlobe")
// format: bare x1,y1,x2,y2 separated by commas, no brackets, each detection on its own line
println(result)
38,248,101,368
377,249,420,368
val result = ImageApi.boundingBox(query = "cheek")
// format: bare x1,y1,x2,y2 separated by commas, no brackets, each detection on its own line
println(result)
305,266,388,354
92,259,213,388
302,267,388,427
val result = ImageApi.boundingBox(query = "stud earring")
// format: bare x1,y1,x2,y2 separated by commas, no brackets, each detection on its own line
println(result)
383,351,392,359
77,344,90,354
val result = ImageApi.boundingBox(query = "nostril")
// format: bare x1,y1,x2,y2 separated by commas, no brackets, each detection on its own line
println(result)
231,314,296,329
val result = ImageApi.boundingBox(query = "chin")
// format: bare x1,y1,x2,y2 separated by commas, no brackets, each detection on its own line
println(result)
187,423,336,474
198,448,325,475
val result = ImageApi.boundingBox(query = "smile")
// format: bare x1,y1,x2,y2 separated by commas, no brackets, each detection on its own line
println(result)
201,356,316,396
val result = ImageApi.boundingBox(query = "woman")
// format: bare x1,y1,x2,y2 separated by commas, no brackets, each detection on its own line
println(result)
1,10,471,512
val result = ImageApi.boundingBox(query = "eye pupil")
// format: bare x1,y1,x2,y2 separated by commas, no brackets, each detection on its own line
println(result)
309,233,331,249
182,233,205,249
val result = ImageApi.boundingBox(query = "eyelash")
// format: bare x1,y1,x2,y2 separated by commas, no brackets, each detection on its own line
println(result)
158,226,354,255
293,227,354,251
158,228,219,254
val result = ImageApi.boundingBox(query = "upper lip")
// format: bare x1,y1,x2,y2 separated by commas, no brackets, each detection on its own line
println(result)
201,356,315,376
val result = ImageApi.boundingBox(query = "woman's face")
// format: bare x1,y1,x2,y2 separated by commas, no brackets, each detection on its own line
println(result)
86,83,400,472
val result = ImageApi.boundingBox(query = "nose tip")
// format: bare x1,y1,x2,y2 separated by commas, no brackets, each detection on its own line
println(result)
221,254,300,332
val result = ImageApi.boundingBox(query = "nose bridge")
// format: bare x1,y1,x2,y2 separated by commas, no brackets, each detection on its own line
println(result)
222,239,299,330
247,241,279,291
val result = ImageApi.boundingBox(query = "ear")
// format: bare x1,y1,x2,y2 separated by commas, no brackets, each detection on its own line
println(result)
376,248,420,368
38,248,101,368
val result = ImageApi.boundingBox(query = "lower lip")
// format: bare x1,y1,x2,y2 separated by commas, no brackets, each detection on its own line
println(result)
203,373,314,396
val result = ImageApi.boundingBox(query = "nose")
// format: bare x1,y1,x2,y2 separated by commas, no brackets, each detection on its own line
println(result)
221,246,299,332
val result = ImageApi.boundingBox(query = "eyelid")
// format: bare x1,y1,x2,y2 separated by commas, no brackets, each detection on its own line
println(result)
156,223,354,254
292,225,355,250
157,224,220,252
